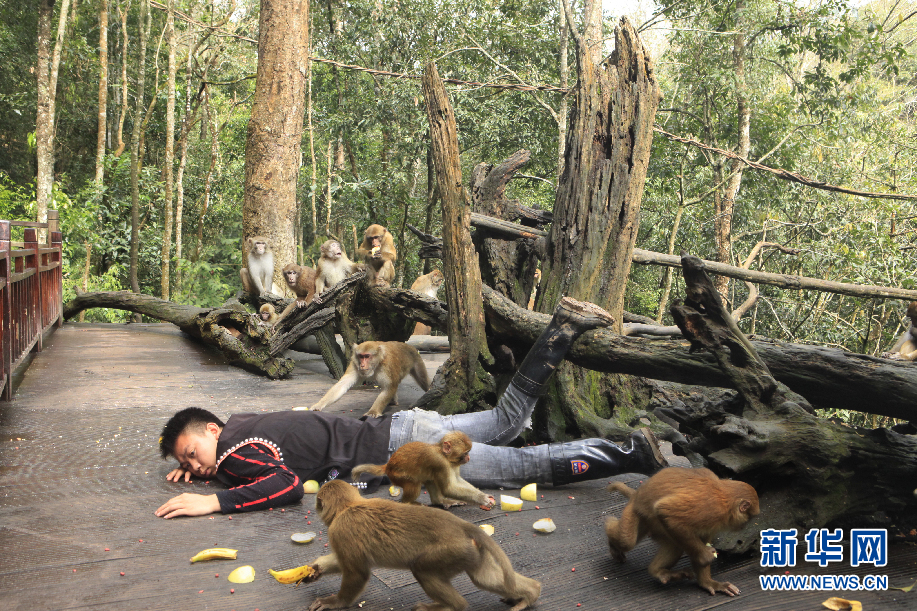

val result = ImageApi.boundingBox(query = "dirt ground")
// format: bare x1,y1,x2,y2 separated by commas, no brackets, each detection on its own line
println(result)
1,323,915,611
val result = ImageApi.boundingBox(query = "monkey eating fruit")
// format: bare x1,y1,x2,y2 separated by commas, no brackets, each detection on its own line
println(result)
605,467,760,597
352,431,495,509
356,224,396,287
300,480,540,611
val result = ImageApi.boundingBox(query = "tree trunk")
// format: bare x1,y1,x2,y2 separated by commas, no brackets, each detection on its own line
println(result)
195,86,219,261
129,0,150,296
471,150,540,308
242,0,310,290
114,0,128,157
174,41,199,293
160,0,177,300
537,17,660,440
658,255,917,554
417,62,494,414
714,5,751,297
36,0,71,233
94,0,109,184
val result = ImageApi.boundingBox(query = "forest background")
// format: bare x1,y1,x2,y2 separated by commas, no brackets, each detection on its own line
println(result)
2,0,916,428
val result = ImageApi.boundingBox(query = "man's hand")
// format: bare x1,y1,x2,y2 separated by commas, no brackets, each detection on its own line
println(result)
166,467,193,483
155,493,221,519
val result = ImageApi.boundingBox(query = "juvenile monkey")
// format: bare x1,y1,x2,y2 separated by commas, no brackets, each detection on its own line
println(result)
306,341,430,418
300,480,540,611
883,301,917,361
356,224,396,287
411,269,445,335
258,303,279,325
240,236,275,296
352,431,495,509
282,263,317,307
605,467,760,597
315,239,356,294
528,269,541,310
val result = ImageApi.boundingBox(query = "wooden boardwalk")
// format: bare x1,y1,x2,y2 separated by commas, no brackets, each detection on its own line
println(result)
1,323,915,611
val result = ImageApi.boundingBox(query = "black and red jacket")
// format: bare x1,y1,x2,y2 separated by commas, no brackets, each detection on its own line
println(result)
213,411,391,513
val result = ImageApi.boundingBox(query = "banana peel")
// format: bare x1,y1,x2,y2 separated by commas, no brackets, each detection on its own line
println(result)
269,564,315,585
190,548,238,563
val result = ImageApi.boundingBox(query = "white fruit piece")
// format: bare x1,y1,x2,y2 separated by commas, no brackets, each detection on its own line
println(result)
520,483,537,501
303,480,320,493
500,495,523,511
227,565,256,583
480,524,495,536
533,518,556,533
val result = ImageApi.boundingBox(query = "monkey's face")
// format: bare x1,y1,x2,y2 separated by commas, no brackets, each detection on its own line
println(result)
253,241,267,255
284,269,299,287
260,311,271,321
356,351,377,375
369,235,382,248
327,242,343,259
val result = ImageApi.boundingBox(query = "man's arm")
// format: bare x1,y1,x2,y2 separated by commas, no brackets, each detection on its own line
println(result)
215,444,303,513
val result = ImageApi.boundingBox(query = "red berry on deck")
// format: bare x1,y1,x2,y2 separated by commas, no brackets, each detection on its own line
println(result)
230,589,235,594
571,567,576,572
120,572,124,576
215,574,219,578
139,539,143,542
228,516,232,520
198,590,203,594
104,548,109,551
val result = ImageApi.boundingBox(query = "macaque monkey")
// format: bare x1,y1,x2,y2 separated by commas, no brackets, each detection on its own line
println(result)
258,303,279,326
352,431,495,509
411,269,445,335
883,301,917,361
315,239,356,294
356,224,396,287
301,480,540,611
282,263,317,307
307,341,430,418
605,467,760,597
240,236,275,296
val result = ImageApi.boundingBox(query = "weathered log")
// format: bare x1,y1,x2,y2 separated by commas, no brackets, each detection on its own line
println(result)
658,255,917,554
64,291,295,378
479,286,917,422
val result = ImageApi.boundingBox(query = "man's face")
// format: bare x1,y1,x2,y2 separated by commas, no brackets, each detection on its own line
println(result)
173,423,220,478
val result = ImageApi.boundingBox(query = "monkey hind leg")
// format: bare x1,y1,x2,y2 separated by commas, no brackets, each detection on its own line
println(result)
412,573,468,611
411,358,432,391
605,503,643,562
467,554,540,611
648,541,692,585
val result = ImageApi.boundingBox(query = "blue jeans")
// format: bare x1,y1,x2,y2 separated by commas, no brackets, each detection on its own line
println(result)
387,382,553,488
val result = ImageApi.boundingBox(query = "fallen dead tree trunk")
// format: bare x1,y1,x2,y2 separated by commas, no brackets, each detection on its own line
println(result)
660,255,917,554
480,286,917,422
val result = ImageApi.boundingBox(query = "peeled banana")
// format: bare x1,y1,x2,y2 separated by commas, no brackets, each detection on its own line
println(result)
269,564,315,585
189,548,238,563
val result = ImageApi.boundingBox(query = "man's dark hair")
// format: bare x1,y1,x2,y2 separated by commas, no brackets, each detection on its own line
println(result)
159,407,224,459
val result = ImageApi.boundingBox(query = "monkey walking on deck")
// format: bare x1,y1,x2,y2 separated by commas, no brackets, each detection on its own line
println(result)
300,480,540,611
605,467,760,597
302,341,430,418
352,431,495,509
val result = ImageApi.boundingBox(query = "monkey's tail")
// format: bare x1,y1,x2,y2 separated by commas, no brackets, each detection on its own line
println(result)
351,463,386,480
606,481,636,499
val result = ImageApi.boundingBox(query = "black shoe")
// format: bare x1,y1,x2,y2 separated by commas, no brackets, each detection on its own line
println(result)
548,428,669,486
509,297,615,397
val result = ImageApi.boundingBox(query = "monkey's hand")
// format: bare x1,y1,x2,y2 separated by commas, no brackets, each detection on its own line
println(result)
480,495,496,510
438,498,467,509
296,299,308,308
300,565,323,584
309,404,324,412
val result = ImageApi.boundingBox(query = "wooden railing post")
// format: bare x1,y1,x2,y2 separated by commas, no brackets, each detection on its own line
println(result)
23,228,41,352
0,220,10,400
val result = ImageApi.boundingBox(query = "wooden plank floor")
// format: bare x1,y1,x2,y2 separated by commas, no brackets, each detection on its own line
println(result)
1,323,915,610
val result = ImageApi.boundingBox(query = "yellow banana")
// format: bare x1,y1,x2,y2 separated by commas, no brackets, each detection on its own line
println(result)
189,548,238,563
269,564,315,584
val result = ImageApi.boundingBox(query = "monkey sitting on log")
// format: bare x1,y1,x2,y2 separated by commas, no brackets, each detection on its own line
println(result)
240,236,275,296
275,263,318,325
300,480,540,611
303,341,430,418
605,467,760,597
352,431,494,509
411,269,444,335
882,301,917,361
356,224,396,287
315,239,356,294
